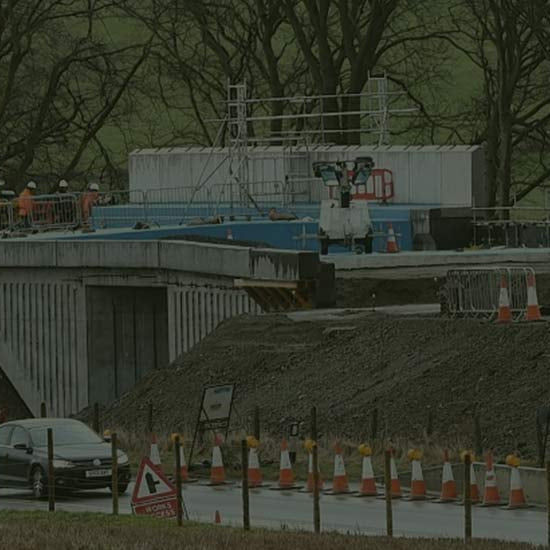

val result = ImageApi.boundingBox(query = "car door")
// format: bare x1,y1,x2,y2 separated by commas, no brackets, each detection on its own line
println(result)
6,426,32,486
0,425,13,486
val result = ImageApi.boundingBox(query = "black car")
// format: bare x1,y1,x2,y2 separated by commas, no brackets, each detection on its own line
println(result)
0,418,131,498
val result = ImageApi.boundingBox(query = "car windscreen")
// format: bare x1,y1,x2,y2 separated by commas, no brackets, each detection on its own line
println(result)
29,424,103,447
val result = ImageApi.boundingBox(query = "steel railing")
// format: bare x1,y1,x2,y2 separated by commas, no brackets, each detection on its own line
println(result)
0,180,330,234
472,206,550,247
29,194,81,231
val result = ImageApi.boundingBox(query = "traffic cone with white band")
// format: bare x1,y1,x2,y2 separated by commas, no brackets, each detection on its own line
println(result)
247,436,263,488
358,444,378,496
386,223,399,253
330,444,350,493
526,273,542,322
497,275,512,323
150,433,161,468
408,449,427,500
481,451,501,506
438,449,457,502
170,433,189,482
276,438,298,489
209,434,226,485
461,450,480,504
304,439,323,492
389,449,402,498
506,453,528,509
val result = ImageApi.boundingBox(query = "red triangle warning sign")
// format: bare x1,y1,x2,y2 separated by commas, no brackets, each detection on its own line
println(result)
132,457,177,505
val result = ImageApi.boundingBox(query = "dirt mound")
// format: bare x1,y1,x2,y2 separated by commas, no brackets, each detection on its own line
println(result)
336,278,440,308
100,313,550,459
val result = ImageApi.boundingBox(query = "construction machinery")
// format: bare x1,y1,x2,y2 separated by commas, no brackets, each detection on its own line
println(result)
313,157,376,255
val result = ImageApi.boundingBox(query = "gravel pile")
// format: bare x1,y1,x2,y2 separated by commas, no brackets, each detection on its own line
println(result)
99,313,550,458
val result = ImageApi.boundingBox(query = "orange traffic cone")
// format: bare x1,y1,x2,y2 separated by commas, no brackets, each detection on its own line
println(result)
386,223,399,253
248,447,263,488
150,434,161,468
506,454,528,509
306,452,324,492
209,434,226,485
481,451,501,506
358,444,378,496
214,510,221,524
526,273,542,322
275,438,298,489
497,275,512,323
329,444,351,494
438,450,457,502
461,451,480,504
408,449,427,500
389,450,402,498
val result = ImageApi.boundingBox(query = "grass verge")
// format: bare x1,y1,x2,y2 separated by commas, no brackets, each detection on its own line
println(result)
0,510,539,550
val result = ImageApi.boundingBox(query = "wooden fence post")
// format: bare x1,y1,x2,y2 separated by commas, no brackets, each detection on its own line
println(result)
47,428,55,512
111,432,119,515
311,406,320,534
464,454,472,542
241,439,250,531
175,435,183,526
384,449,393,537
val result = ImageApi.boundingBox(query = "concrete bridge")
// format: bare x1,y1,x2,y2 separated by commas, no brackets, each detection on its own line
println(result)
0,239,331,417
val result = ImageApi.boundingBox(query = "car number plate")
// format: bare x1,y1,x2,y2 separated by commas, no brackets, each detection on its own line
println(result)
85,468,112,478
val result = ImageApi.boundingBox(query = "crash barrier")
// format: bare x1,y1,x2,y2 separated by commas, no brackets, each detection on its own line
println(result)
442,267,538,321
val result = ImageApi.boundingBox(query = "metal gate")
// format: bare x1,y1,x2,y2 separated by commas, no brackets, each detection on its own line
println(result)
442,267,535,320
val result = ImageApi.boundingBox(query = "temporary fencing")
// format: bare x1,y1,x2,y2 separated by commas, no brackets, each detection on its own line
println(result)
443,267,539,321
0,201,13,231
29,194,81,231
89,190,148,229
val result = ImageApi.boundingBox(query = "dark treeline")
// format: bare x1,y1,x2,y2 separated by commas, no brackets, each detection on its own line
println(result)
0,0,549,206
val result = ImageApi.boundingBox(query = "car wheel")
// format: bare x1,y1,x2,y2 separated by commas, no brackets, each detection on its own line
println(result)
31,466,47,499
109,482,129,495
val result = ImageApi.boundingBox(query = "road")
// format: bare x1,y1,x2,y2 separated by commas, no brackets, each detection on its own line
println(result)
0,482,546,544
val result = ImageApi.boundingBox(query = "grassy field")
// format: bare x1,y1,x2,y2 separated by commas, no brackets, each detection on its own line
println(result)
0,511,539,550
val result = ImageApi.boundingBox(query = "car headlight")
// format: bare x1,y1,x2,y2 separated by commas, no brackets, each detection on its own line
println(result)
53,459,75,469
117,453,129,465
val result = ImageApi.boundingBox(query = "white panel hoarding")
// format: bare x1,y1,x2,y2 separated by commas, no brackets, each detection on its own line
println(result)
129,145,486,207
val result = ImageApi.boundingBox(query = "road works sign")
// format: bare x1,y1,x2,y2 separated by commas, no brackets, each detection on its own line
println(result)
189,383,236,466
131,457,178,519
198,383,235,431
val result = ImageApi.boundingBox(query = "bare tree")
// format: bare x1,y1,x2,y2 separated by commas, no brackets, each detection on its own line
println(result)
121,0,308,146
280,0,448,144
0,0,152,188
444,0,550,208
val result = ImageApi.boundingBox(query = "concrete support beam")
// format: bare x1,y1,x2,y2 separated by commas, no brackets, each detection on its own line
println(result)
0,239,322,282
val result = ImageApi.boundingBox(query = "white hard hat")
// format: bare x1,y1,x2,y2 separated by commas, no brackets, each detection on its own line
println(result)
59,179,68,188
89,183,99,191
27,181,37,190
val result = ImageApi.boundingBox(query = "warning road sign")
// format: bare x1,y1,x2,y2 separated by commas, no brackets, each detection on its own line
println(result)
131,457,178,519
